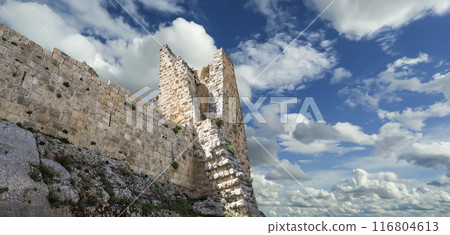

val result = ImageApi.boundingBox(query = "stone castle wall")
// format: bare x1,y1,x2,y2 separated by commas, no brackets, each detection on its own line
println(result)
0,23,204,196
0,22,259,216
158,46,198,125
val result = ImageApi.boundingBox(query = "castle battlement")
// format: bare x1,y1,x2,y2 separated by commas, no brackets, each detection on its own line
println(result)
0,22,259,216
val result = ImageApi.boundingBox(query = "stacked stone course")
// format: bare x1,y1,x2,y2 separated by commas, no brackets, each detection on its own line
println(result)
0,22,259,216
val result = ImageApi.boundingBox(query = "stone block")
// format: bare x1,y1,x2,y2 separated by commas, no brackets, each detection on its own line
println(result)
52,120,65,130
34,114,50,125
49,108,61,118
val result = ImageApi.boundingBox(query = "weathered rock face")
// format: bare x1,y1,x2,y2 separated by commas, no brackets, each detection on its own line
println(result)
192,197,224,216
0,120,224,216
0,120,57,216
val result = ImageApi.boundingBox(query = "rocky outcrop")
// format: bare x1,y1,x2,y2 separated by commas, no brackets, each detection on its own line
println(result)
0,120,61,216
0,120,223,216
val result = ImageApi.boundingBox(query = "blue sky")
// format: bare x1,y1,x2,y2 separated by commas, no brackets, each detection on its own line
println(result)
1,0,450,217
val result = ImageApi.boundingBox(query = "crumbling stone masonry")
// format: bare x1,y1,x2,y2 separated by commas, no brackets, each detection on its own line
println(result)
0,22,259,216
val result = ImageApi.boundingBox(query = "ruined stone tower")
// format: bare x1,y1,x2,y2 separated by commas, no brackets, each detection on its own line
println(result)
158,45,258,216
0,22,260,216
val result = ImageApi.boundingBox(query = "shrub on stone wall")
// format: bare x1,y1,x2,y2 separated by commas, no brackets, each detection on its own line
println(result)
172,124,182,134
214,117,224,128
171,161,179,170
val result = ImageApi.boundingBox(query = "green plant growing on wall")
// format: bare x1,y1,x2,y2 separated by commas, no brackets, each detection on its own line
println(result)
214,117,224,128
239,173,246,180
223,189,231,196
226,143,236,155
124,102,136,111
224,209,234,217
171,161,179,170
172,124,182,134
56,93,62,98
63,82,70,88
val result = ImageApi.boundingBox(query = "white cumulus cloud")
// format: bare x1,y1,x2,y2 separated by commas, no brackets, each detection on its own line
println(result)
378,103,450,131
231,33,337,95
307,0,450,40
330,67,351,84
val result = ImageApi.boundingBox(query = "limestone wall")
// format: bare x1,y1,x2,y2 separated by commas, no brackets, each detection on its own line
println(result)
0,22,260,216
199,49,251,177
158,45,197,125
0,23,205,196
195,119,259,215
